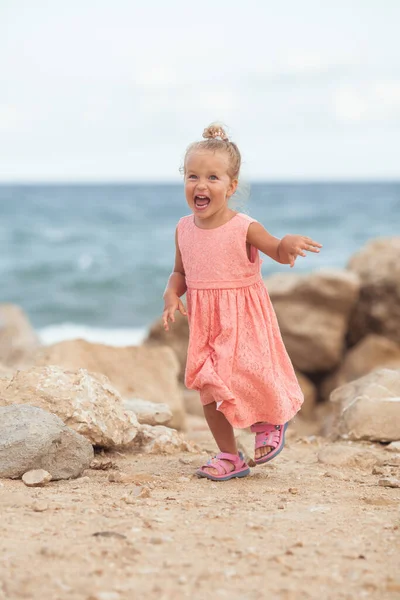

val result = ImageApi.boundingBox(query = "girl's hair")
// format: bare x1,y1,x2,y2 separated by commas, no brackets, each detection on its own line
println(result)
184,123,241,181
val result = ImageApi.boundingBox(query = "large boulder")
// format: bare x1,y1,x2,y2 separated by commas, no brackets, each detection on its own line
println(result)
0,304,40,367
322,335,400,400
330,368,400,442
145,312,189,382
0,366,139,448
0,404,94,479
347,237,400,345
34,340,185,429
265,269,360,372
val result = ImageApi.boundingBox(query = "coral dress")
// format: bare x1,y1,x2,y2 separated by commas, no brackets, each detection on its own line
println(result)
177,212,303,429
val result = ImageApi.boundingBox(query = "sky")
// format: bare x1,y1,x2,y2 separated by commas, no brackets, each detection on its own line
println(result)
0,0,399,182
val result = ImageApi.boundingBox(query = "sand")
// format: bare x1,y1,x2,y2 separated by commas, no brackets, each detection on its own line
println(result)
0,424,399,600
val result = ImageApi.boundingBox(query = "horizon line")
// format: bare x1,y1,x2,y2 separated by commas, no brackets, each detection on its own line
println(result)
0,177,400,186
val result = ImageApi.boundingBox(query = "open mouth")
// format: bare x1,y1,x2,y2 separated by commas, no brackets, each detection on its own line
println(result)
194,195,210,211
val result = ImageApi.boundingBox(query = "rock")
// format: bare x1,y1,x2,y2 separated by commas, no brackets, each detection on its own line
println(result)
0,304,40,367
34,340,185,430
31,500,49,512
0,377,10,397
296,372,317,419
0,404,94,479
121,486,151,502
317,444,379,470
378,477,400,488
265,269,360,372
145,311,189,382
347,237,400,345
123,398,172,426
330,368,400,442
0,366,139,448
22,469,52,487
90,458,117,470
134,425,198,454
386,441,400,452
88,592,121,600
322,335,400,400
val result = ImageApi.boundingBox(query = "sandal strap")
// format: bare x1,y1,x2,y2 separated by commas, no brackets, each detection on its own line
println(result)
252,424,283,451
216,452,242,466
251,422,281,433
200,452,243,475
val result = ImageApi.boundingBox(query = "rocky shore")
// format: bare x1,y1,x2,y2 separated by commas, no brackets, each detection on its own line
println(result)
0,236,399,600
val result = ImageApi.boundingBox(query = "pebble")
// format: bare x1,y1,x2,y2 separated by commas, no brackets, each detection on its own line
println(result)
149,536,163,545
372,466,386,475
90,458,117,470
22,469,52,487
32,500,49,512
87,592,120,600
385,442,400,453
178,575,188,585
92,531,126,540
289,487,299,495
378,477,400,488
278,503,286,510
179,458,193,465
121,486,151,504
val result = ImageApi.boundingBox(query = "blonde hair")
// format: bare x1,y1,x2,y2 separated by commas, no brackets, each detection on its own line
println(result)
184,123,241,181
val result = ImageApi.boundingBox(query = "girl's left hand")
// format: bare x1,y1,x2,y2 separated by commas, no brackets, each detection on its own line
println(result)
279,235,322,268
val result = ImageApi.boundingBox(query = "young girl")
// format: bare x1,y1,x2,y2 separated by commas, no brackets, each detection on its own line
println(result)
162,124,322,481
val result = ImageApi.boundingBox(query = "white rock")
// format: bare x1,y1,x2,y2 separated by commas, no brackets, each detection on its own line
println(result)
34,339,186,430
330,368,400,442
135,425,197,454
0,366,139,448
22,469,52,487
0,404,94,479
385,441,400,452
123,398,172,426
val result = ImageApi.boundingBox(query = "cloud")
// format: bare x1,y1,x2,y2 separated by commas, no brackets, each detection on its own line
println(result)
334,81,400,124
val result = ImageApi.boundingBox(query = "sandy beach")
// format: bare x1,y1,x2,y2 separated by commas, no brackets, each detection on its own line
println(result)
1,421,399,600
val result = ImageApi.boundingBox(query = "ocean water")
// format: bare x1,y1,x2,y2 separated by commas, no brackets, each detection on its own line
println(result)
0,182,399,345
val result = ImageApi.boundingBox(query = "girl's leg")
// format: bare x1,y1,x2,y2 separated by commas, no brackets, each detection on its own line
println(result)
202,402,238,476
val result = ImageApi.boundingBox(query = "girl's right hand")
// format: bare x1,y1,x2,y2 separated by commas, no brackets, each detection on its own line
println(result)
162,293,187,331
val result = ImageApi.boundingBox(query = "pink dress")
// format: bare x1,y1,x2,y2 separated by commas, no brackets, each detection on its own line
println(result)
177,212,303,429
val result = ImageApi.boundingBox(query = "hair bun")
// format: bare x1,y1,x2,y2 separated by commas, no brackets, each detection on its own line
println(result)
202,124,229,142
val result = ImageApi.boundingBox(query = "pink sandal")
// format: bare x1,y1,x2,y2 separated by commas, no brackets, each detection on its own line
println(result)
250,422,289,465
196,452,250,481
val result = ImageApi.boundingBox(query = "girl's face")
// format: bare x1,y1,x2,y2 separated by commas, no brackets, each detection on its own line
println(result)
184,150,238,222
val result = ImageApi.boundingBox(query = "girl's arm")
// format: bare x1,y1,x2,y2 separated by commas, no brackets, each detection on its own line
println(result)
162,229,187,331
247,222,322,268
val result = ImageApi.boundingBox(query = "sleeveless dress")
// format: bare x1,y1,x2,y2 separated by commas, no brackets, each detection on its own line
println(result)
177,212,303,429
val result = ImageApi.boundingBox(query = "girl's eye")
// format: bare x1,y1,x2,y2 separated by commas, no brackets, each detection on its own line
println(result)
188,174,197,180
209,175,218,180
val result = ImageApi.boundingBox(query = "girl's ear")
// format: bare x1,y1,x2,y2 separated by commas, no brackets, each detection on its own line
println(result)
227,179,238,198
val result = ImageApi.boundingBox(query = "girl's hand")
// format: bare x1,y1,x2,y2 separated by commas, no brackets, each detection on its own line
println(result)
162,292,187,331
278,235,322,268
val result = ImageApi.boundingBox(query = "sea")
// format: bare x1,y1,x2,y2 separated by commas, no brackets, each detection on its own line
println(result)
0,182,399,346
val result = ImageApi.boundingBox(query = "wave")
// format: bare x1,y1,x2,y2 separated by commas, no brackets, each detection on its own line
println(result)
38,323,148,347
